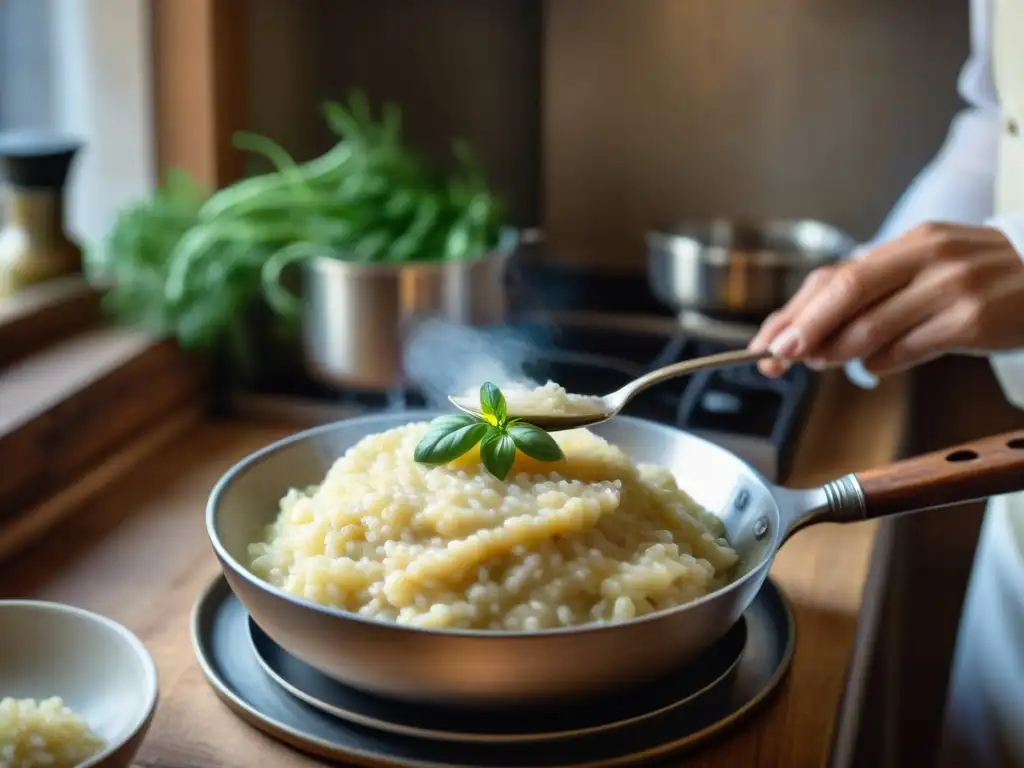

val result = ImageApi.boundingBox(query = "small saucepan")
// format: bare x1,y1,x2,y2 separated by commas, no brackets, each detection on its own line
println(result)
646,218,857,325
208,411,1024,706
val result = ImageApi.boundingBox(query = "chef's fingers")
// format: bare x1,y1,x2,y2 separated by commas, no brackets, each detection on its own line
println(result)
858,251,1024,368
749,311,789,353
812,272,948,363
769,255,920,361
749,267,835,377
867,271,1024,375
860,308,967,375
981,279,1024,350
749,267,836,350
757,359,789,378
756,358,790,379
752,312,792,378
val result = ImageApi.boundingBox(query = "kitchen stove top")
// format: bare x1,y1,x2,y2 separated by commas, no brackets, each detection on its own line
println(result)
230,318,813,483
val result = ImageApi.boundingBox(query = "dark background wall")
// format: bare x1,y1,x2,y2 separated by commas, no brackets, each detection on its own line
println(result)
247,0,969,271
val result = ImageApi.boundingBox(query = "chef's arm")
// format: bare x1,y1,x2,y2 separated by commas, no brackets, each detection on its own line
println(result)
866,28,1024,409
844,0,1024,399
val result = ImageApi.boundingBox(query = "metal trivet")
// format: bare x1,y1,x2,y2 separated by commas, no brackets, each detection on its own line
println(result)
191,576,796,768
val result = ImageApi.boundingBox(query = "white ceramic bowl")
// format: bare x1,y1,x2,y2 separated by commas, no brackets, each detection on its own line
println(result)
0,601,159,768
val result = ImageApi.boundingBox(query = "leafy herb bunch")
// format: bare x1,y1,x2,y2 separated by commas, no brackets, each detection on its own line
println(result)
88,92,506,385
413,383,565,480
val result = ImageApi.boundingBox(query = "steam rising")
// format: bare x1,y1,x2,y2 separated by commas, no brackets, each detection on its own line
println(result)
402,318,542,408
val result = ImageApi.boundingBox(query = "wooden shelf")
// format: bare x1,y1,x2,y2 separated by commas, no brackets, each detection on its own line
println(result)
0,326,210,514
0,276,102,369
0,276,212,557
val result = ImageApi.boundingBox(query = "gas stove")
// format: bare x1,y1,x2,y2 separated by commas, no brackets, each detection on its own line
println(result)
229,313,813,483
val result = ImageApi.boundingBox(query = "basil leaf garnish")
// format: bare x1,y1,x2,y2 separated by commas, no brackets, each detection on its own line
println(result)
479,382,507,425
480,430,517,481
413,382,568,480
508,422,565,462
413,414,488,464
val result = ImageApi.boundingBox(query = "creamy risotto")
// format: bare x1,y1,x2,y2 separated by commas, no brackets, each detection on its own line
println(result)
0,697,105,768
249,423,739,631
482,381,606,417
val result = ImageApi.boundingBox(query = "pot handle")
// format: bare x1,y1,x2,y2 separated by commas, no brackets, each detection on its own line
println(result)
821,430,1024,522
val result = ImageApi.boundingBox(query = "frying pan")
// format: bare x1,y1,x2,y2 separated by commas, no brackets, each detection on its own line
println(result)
207,411,1024,706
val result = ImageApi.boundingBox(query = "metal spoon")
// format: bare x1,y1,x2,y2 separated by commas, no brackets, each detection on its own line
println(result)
448,348,773,431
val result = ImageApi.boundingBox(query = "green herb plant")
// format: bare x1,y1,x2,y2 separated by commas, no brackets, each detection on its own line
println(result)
413,383,565,481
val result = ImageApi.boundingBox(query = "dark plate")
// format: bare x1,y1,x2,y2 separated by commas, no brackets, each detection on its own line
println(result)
191,575,795,768
248,614,746,744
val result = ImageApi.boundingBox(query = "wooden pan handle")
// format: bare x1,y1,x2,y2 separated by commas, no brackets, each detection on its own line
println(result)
855,430,1024,519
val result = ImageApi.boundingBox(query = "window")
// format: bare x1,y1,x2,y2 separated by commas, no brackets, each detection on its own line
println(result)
0,0,155,245
0,0,53,130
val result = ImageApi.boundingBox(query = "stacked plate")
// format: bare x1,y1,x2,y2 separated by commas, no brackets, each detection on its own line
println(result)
191,575,796,768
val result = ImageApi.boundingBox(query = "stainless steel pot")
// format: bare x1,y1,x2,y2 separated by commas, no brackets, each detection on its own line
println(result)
207,410,1024,706
646,219,857,323
299,250,510,390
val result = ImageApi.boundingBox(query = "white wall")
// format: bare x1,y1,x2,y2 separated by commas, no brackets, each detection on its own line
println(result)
0,0,53,129
0,0,155,246
49,0,155,245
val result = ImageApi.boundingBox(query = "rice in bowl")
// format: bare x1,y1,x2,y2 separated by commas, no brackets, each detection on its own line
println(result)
0,697,105,768
248,423,739,631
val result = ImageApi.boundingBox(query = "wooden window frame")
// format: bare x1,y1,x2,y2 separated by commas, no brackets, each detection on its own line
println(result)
151,0,250,190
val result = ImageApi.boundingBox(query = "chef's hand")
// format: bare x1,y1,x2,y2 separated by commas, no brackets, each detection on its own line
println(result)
748,223,1024,378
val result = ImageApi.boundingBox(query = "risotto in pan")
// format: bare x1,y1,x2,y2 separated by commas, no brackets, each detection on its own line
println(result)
248,423,739,631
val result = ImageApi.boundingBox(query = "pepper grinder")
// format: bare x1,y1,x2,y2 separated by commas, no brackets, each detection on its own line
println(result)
0,132,83,297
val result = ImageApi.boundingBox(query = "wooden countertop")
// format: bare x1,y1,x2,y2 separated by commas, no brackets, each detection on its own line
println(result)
0,371,907,768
